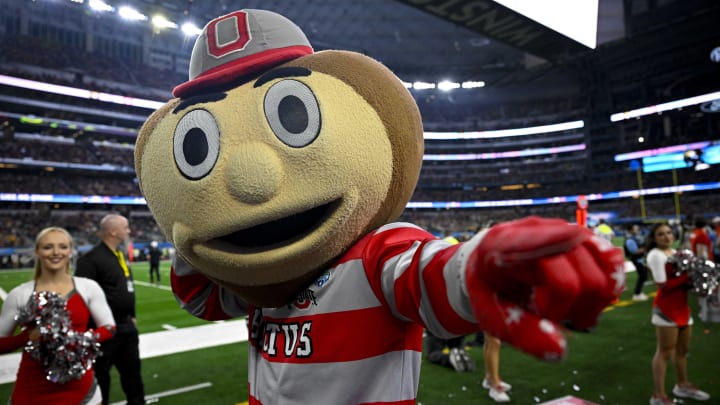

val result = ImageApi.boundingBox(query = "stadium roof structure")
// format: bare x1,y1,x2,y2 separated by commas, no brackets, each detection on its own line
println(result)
77,0,717,103
123,0,620,84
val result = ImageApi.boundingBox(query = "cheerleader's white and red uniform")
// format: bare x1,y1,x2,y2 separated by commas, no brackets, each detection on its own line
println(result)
647,248,692,327
0,277,116,404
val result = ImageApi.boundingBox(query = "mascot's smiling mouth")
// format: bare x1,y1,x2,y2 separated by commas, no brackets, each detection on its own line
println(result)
212,201,338,249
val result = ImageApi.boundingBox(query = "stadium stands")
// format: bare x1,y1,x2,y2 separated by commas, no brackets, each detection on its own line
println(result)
1,0,719,254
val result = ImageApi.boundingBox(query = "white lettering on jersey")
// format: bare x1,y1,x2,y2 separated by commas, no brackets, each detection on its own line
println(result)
262,321,313,359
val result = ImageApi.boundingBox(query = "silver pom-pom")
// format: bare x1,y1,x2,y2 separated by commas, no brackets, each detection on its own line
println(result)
668,250,719,298
15,291,101,384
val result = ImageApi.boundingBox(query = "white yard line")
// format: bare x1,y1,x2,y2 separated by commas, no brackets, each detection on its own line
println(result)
139,320,248,359
110,382,213,405
133,280,173,291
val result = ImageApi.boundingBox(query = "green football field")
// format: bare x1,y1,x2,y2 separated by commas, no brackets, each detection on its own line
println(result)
0,261,718,404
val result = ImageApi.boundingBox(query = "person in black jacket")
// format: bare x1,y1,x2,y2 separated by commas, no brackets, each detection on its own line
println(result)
76,214,146,405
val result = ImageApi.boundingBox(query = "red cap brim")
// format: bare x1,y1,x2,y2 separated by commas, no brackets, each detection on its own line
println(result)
173,45,313,98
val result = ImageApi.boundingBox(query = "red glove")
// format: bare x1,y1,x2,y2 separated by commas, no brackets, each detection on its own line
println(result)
92,325,117,343
465,216,625,361
661,272,690,291
0,329,31,354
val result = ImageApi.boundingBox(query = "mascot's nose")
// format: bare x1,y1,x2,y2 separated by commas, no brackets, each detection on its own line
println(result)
225,142,283,204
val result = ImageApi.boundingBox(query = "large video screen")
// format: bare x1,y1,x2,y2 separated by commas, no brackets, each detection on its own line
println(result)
614,141,720,173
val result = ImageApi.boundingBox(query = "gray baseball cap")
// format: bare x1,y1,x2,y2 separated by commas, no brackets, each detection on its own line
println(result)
173,9,313,98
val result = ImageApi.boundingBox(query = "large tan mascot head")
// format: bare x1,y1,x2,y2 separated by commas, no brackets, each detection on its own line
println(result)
135,9,424,307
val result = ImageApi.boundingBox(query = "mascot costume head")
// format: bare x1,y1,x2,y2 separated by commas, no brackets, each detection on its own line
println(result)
135,9,624,404
136,9,423,307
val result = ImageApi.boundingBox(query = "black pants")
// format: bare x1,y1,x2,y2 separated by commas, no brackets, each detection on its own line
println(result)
149,263,160,284
96,326,146,405
632,260,648,295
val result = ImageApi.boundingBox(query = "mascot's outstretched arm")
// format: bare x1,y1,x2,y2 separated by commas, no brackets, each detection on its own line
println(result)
171,215,623,361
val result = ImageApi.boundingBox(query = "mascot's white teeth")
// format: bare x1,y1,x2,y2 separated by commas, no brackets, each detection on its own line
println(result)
214,201,337,248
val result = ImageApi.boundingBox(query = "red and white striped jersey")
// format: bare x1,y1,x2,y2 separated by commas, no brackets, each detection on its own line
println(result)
171,222,479,405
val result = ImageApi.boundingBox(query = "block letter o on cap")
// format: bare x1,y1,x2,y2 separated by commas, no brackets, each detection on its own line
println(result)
206,11,251,58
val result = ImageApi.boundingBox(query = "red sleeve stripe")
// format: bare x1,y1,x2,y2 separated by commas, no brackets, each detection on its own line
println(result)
361,224,434,320
417,241,457,336
385,239,477,336
377,253,411,321
361,224,478,334
389,241,425,325
420,243,477,336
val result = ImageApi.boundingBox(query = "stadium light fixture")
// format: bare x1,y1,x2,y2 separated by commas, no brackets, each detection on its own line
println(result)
152,15,178,29
88,0,113,12
412,82,436,90
437,81,460,91
461,81,485,89
118,6,147,21
403,80,483,90
181,22,203,37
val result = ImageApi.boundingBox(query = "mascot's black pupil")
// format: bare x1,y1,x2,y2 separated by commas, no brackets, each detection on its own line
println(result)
278,96,308,134
184,127,209,166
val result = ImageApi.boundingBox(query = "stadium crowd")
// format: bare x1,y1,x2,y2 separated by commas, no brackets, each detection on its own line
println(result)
1,13,718,261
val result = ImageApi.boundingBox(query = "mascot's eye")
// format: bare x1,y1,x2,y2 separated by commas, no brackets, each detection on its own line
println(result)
173,109,220,180
264,79,321,148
